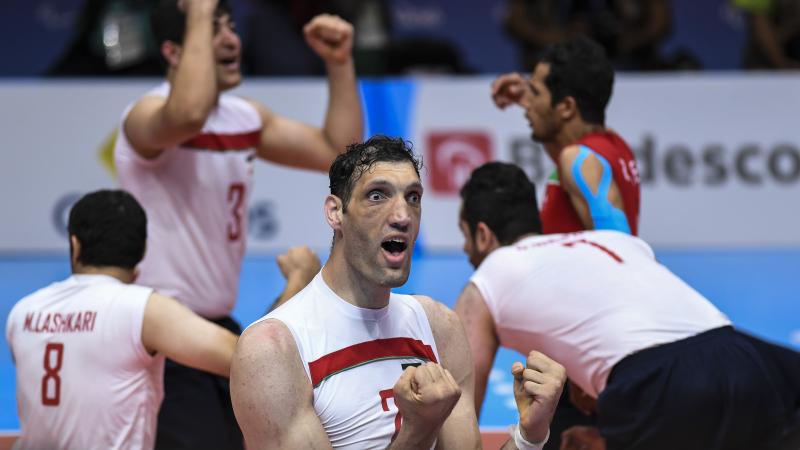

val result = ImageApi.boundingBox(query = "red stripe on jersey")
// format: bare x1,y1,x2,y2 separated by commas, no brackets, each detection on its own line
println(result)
308,337,438,387
182,130,261,151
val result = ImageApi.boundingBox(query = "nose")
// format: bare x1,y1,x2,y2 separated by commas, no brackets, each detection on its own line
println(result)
388,198,411,232
218,24,240,48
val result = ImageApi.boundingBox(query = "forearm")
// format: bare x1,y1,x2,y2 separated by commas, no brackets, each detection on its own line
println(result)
322,60,363,154
164,5,217,128
271,273,313,311
385,423,439,450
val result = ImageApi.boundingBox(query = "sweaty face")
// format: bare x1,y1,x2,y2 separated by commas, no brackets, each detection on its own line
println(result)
340,162,423,289
525,63,559,143
212,14,242,91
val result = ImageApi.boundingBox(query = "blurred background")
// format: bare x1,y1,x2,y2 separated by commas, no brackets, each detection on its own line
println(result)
5,0,800,77
1,0,799,437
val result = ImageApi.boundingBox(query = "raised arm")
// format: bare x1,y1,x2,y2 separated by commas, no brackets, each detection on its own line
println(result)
141,292,237,377
255,14,363,171
268,246,322,312
123,0,220,158
416,295,482,450
231,319,333,450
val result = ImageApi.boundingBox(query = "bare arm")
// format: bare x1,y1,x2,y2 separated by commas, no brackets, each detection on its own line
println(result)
141,292,237,377
416,295,482,450
558,145,626,231
453,283,499,416
255,15,363,172
123,0,219,158
231,319,333,449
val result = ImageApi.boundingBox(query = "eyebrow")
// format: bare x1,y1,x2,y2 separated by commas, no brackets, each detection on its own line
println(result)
364,179,423,192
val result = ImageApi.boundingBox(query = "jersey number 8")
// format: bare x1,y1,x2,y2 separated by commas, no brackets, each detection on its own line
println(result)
42,342,64,406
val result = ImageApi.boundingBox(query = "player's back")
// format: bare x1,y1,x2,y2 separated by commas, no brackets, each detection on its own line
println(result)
6,274,164,450
471,230,731,397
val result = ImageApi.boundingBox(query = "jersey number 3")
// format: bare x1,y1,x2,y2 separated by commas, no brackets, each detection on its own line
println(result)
228,182,246,241
42,342,64,406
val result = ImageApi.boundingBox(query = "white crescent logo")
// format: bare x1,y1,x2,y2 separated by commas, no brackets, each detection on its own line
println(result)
436,138,487,190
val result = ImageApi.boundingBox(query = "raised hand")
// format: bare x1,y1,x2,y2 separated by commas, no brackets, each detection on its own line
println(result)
392,362,461,432
276,246,321,285
512,351,567,443
490,72,528,109
303,14,354,65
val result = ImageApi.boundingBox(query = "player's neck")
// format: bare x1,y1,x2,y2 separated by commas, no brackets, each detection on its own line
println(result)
557,121,605,149
321,255,391,310
72,265,136,284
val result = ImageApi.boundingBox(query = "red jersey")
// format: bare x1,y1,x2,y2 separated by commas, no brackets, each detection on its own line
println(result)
540,131,640,235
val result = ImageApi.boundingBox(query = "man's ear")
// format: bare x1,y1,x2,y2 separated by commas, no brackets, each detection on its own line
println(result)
475,222,500,255
557,95,578,121
161,40,182,67
69,235,81,266
324,195,344,231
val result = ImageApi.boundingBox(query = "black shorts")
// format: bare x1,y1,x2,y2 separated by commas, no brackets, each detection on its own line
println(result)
155,316,244,450
597,326,800,450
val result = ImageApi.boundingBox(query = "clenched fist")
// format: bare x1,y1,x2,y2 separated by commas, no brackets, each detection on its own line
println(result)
490,72,529,109
512,351,567,444
392,362,461,432
303,14,354,65
276,246,321,285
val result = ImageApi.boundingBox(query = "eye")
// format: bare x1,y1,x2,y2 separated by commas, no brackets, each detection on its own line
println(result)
407,191,421,205
368,190,386,201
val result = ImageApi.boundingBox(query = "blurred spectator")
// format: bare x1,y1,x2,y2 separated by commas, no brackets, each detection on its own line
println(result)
591,0,673,70
245,0,468,75
48,0,163,76
505,0,699,72
505,0,593,72
735,0,800,69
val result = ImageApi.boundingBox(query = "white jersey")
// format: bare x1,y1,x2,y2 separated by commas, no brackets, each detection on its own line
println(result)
470,230,731,398
5,274,164,450
115,82,261,318
257,273,441,449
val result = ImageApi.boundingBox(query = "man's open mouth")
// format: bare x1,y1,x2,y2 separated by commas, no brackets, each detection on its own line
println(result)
381,238,408,255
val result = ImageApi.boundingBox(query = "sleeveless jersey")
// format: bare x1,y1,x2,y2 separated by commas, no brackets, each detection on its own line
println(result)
257,274,441,449
540,131,640,235
6,274,164,450
470,231,730,398
115,82,262,318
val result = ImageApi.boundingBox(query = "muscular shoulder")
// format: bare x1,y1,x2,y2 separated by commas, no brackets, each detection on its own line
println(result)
412,295,461,336
238,318,299,362
412,296,469,364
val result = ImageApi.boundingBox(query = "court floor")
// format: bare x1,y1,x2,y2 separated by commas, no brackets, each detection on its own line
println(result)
1,249,798,436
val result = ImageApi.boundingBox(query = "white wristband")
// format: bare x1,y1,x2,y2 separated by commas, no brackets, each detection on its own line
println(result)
510,423,549,450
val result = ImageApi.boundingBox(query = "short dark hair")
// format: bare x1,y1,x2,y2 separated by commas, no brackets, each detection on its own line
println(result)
151,0,231,46
68,190,147,270
329,135,422,211
460,162,541,245
540,36,614,125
